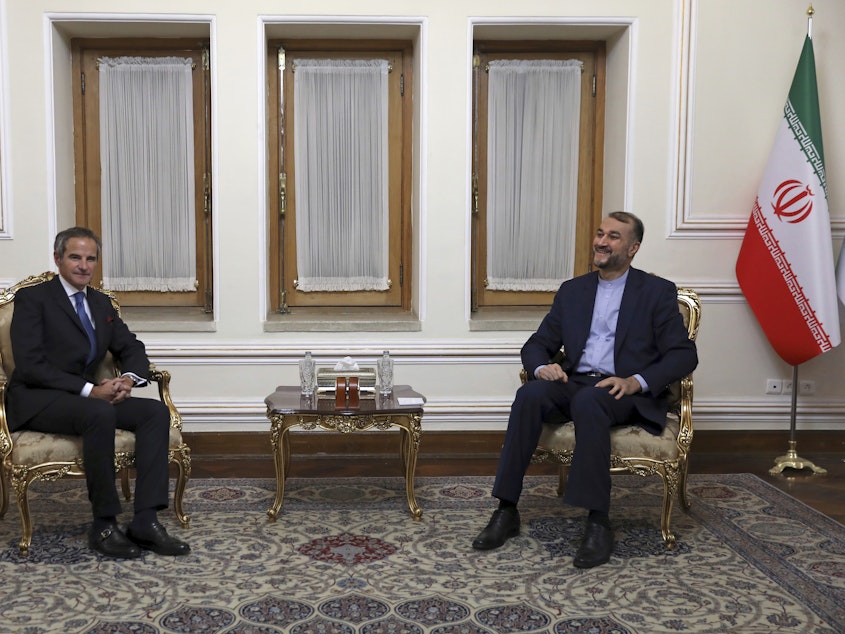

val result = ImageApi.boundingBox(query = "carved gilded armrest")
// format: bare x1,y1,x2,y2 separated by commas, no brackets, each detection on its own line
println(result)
676,373,694,452
148,364,183,432
0,382,12,462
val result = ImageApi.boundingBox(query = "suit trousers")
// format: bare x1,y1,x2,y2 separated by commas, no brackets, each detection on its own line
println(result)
20,394,171,519
492,375,640,514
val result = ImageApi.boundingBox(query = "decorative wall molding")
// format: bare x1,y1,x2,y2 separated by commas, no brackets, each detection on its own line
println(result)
668,0,750,237
0,0,11,239
668,0,757,237
688,396,845,431
668,0,844,239
148,341,526,365
142,281,736,363
176,395,845,434
675,281,744,302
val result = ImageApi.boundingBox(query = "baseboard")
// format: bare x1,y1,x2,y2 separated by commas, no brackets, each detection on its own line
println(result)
182,429,845,460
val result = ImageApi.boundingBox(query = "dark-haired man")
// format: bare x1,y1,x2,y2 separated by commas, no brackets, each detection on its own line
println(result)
7,227,190,559
472,212,698,568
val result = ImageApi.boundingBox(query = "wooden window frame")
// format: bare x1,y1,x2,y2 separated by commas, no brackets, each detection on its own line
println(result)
471,41,606,310
267,39,413,313
71,38,213,310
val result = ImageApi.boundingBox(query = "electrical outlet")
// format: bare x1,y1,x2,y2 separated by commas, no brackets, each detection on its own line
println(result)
799,380,816,395
765,379,782,395
783,379,793,394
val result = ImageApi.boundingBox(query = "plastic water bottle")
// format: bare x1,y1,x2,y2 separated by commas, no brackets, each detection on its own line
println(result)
377,350,394,395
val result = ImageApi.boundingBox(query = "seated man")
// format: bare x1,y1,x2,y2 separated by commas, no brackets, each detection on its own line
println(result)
6,227,190,559
472,211,698,568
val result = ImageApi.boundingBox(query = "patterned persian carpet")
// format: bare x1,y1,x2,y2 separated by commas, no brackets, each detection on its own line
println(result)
1,474,844,633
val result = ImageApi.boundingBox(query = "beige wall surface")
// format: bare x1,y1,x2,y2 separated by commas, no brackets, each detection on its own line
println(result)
0,0,843,433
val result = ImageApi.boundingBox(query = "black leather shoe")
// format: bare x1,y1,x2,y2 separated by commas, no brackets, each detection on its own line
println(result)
472,507,520,550
573,520,613,568
126,521,191,556
88,523,142,559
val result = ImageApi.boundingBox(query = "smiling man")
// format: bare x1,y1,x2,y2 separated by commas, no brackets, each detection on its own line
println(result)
471,211,698,568
6,227,190,559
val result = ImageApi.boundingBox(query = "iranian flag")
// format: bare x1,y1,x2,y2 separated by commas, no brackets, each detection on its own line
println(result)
736,35,841,366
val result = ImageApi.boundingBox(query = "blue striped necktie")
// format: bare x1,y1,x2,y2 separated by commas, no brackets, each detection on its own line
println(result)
73,291,97,365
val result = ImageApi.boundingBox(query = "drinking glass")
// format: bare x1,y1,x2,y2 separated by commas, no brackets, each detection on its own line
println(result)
377,352,394,396
299,355,317,396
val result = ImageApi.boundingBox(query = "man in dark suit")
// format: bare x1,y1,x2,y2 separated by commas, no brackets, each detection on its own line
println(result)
7,227,190,559
472,212,698,568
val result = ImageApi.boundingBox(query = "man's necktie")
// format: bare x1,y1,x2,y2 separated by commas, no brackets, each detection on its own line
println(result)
73,291,97,365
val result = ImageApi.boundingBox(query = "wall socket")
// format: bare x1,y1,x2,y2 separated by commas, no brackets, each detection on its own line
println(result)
765,378,815,395
765,379,782,394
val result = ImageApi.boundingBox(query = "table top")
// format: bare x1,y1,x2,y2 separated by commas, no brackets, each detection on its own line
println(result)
265,385,426,415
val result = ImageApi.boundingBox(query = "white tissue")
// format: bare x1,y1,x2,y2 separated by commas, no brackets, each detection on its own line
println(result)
334,356,360,371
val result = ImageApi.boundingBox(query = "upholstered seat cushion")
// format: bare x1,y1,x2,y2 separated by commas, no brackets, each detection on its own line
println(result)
537,413,682,461
10,427,184,465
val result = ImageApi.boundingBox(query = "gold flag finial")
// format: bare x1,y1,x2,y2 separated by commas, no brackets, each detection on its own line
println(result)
807,4,814,38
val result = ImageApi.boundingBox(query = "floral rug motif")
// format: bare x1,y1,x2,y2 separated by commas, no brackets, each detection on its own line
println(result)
0,474,844,633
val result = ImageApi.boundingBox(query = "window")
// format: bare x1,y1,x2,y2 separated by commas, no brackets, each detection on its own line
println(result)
71,38,212,311
267,40,413,313
471,41,605,310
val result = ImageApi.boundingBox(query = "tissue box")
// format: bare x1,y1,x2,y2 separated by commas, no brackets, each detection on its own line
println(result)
316,368,377,398
317,368,376,387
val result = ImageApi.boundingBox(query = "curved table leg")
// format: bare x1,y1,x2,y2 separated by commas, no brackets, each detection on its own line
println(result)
398,414,423,520
267,415,289,521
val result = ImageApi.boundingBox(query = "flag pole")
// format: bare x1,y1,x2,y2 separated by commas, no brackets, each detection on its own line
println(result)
807,4,814,39
767,3,828,477
737,2,837,474
769,364,827,475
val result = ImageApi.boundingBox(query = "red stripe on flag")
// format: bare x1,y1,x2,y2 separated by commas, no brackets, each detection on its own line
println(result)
736,215,825,365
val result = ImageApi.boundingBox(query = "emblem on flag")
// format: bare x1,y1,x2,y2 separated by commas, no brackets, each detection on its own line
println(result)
772,180,813,224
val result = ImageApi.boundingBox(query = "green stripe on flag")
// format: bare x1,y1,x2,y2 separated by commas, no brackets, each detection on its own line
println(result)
787,36,824,167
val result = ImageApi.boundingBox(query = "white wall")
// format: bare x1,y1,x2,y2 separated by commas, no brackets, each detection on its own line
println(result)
1,0,843,433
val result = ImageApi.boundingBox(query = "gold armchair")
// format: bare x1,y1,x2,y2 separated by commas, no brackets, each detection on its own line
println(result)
527,287,701,549
0,272,191,555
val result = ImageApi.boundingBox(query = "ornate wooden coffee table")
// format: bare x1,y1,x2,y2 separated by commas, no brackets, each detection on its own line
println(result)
264,385,425,521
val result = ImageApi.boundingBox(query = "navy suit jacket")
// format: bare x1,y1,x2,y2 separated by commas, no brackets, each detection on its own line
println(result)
521,267,698,431
7,276,151,431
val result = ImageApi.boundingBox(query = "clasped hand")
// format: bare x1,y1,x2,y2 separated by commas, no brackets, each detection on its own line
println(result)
537,364,641,400
90,377,133,403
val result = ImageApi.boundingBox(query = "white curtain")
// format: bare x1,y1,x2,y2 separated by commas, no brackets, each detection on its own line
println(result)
293,59,389,292
99,56,197,292
486,59,582,291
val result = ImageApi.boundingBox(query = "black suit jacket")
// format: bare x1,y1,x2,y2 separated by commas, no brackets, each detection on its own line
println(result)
7,276,151,430
521,267,698,431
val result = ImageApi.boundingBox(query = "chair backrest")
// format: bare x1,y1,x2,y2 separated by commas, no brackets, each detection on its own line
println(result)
0,273,57,383
0,272,121,384
676,287,701,344
664,287,701,411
